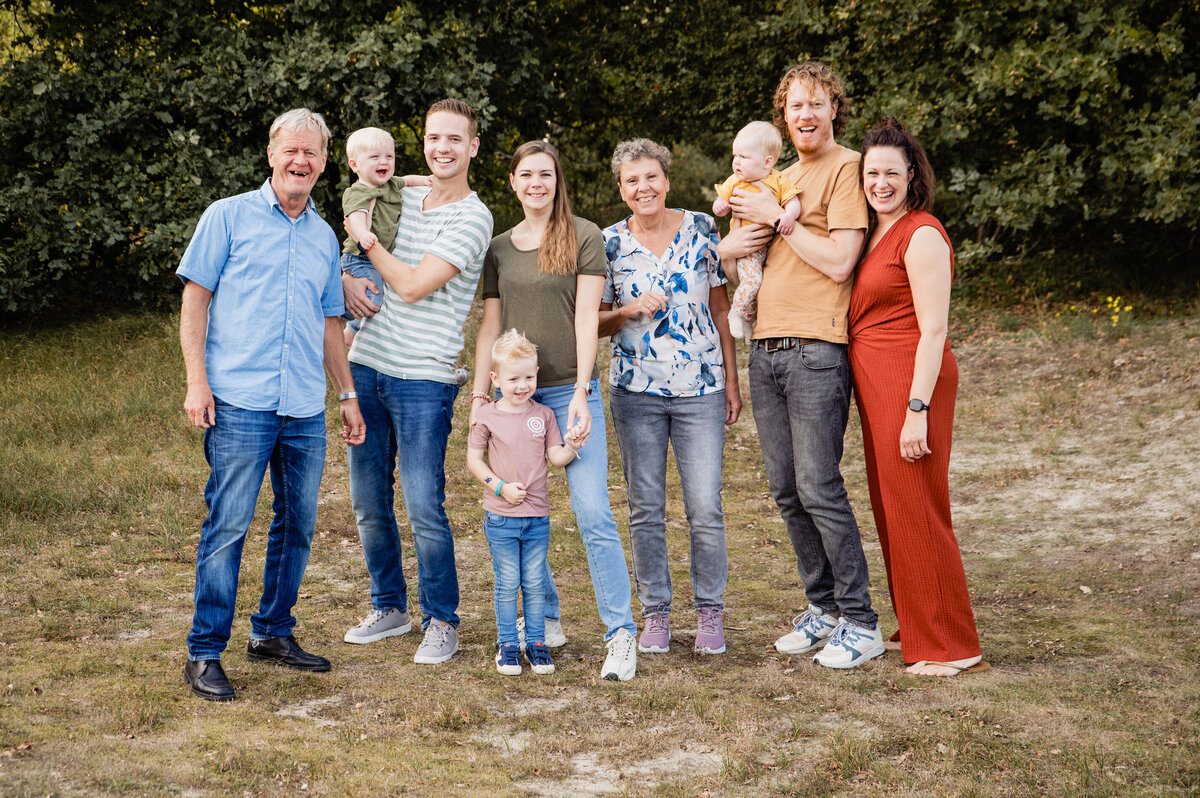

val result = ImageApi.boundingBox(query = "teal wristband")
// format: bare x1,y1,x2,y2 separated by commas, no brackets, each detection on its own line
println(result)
494,480,505,497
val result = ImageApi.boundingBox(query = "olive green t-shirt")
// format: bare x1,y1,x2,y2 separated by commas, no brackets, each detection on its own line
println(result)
481,216,606,387
340,178,405,256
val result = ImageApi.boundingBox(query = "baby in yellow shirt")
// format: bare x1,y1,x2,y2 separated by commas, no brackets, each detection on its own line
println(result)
712,121,802,339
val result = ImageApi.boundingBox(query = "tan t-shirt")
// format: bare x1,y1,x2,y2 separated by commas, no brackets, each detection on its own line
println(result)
753,144,868,344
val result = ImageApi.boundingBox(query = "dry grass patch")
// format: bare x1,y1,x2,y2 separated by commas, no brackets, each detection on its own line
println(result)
0,308,1197,796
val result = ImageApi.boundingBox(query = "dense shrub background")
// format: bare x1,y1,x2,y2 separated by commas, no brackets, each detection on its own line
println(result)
1,0,1195,320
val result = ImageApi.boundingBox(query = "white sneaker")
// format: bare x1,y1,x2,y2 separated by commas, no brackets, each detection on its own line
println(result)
601,628,637,681
774,605,839,654
813,620,885,669
413,619,459,664
343,608,412,644
516,616,567,649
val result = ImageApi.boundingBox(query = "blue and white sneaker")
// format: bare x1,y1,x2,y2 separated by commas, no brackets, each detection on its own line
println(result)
526,642,555,675
495,643,522,676
774,605,840,654
813,620,885,669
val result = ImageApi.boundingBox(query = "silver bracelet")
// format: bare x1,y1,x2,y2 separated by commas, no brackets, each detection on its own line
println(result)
338,391,358,402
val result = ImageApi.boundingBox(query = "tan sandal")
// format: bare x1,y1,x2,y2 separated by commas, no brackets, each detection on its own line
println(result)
908,659,991,676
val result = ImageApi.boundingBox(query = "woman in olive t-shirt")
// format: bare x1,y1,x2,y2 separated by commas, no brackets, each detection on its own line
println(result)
468,141,639,681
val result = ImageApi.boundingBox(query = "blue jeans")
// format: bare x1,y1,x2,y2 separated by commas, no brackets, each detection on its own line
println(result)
609,387,728,615
348,366,459,628
187,399,326,661
340,253,384,331
748,340,877,628
531,380,636,641
483,512,550,647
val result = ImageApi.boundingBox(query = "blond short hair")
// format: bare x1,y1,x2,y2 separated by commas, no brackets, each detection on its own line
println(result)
734,121,783,160
346,127,395,161
491,329,538,367
269,108,330,156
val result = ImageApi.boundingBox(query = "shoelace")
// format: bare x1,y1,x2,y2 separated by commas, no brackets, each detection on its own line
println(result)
791,609,818,631
698,610,721,635
828,623,865,647
608,631,635,657
647,615,669,634
362,609,386,627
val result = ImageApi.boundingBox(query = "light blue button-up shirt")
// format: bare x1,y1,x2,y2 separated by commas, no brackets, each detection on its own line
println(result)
177,179,343,418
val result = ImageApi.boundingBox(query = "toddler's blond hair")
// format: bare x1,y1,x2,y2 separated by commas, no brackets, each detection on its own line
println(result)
345,127,395,163
491,329,538,367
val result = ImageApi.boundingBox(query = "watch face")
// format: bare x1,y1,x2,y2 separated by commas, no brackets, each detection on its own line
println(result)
908,399,928,412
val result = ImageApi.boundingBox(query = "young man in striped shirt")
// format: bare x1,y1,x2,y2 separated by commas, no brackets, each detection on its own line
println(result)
340,99,494,664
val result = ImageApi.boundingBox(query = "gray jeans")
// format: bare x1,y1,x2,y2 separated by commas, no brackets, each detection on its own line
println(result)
748,340,877,628
610,387,728,616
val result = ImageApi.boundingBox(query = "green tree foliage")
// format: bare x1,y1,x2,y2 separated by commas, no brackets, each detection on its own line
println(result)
1,0,1196,320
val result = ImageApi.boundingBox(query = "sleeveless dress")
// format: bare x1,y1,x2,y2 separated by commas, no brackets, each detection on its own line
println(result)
848,210,980,663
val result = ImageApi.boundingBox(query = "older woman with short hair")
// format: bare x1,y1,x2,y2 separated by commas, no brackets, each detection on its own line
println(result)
599,138,741,656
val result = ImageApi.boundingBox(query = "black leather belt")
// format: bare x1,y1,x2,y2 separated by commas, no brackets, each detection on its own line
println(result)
756,336,819,352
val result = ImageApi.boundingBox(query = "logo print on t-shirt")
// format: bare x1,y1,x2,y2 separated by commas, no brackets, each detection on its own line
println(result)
526,416,546,438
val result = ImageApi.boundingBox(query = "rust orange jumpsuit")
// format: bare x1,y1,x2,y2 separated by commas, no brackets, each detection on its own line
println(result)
848,210,981,664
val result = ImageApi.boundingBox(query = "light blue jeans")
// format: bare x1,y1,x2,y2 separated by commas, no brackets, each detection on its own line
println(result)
187,399,326,661
484,512,550,647
348,366,460,628
531,380,636,641
609,386,728,616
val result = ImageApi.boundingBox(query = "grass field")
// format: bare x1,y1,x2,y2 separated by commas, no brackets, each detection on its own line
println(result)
0,304,1197,796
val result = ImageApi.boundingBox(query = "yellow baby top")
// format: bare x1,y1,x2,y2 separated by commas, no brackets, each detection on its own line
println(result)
715,169,801,206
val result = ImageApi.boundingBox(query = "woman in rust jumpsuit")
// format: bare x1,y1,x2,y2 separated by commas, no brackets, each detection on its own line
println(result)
848,117,986,677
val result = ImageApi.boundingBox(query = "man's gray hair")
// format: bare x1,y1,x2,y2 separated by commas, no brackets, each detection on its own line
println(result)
269,108,331,155
610,138,672,181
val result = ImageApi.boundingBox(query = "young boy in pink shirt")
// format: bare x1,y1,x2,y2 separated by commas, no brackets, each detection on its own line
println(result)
467,330,582,675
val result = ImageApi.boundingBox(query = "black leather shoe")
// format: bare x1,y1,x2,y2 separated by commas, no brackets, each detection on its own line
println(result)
246,636,331,671
184,659,235,701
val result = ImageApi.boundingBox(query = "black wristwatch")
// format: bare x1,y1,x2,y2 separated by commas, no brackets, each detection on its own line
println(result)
908,398,930,412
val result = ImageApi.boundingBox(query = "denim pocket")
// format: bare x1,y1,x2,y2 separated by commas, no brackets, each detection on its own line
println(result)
798,343,844,371
484,511,512,528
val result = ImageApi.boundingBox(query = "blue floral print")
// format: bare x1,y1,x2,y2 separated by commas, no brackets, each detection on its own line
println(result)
602,210,727,396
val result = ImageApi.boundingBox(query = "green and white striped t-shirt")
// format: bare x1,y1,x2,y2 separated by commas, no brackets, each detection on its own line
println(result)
349,186,493,383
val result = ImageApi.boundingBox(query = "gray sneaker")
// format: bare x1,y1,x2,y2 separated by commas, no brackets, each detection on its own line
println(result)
344,608,412,644
413,619,459,664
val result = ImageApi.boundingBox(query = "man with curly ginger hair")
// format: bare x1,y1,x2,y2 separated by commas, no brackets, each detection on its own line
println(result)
719,62,884,669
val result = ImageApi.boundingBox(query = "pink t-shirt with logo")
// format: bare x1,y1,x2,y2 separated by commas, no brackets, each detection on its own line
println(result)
468,401,563,517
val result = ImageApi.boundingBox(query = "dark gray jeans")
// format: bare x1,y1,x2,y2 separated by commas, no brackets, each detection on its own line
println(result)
748,340,877,628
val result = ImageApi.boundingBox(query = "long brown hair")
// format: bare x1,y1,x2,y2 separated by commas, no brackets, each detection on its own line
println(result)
510,140,578,276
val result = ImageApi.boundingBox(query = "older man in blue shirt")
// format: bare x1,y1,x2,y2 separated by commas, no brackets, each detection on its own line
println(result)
177,108,365,701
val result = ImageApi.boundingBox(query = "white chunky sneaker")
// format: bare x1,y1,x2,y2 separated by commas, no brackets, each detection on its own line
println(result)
601,628,637,682
516,616,567,649
343,608,412,644
774,605,839,654
813,620,885,669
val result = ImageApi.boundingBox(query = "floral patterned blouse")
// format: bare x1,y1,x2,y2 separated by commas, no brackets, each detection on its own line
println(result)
602,210,727,397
